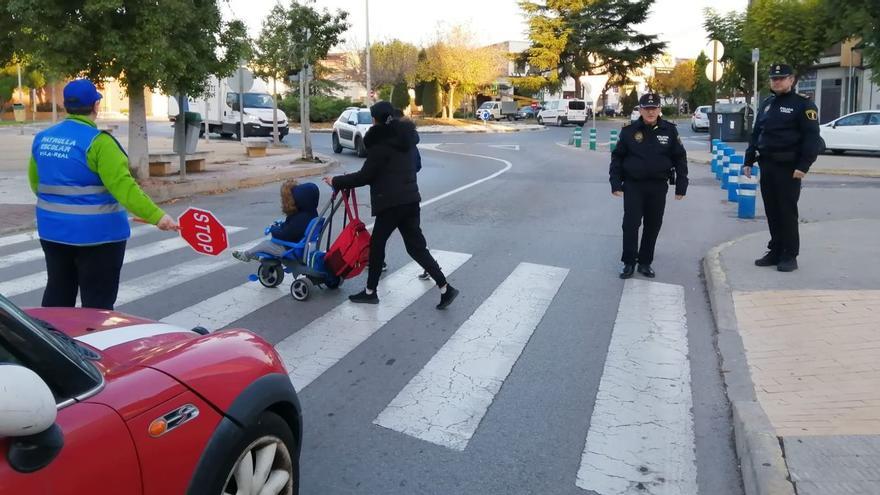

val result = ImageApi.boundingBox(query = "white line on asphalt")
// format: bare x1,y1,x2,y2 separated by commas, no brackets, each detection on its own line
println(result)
0,230,39,248
274,250,472,391
374,262,568,451
0,226,245,298
0,224,154,269
417,147,512,208
576,279,697,494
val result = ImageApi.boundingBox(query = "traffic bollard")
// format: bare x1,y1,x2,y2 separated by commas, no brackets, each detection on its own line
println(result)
609,130,619,151
738,163,760,219
711,139,722,175
574,127,583,148
589,128,597,150
727,154,743,202
720,147,734,188
714,144,727,180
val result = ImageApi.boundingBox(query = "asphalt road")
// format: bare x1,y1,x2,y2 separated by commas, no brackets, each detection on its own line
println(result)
4,121,880,494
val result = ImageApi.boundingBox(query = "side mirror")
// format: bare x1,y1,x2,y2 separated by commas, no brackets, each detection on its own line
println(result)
0,365,56,437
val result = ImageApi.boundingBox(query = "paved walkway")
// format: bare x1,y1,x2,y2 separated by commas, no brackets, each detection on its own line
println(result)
706,219,880,495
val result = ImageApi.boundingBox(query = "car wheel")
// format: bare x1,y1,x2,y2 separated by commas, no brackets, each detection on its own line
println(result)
537,116,544,125
818,137,827,154
220,132,234,139
220,411,297,495
331,133,343,154
257,263,285,288
355,136,367,158
691,123,696,132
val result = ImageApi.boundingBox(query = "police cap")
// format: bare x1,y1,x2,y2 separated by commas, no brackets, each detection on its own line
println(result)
769,64,794,78
638,93,661,108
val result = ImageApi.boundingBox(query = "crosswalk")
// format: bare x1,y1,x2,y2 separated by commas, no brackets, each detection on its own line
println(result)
0,226,699,494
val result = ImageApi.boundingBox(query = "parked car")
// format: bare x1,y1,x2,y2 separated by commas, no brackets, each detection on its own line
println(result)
537,99,589,126
630,108,640,124
819,110,880,154
476,100,519,121
517,106,537,119
691,105,711,131
0,294,302,495
602,105,619,117
332,107,373,157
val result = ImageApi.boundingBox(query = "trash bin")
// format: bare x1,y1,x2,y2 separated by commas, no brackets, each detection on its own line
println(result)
709,103,751,142
173,111,202,154
12,103,25,123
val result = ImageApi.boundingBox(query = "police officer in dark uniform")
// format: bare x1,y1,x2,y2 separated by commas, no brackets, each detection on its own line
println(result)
743,64,820,272
610,93,688,279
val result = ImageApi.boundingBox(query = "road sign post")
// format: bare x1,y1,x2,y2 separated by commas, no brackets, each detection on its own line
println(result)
706,40,725,151
178,207,229,256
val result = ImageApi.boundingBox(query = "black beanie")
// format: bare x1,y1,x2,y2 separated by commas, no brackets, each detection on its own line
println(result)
370,100,395,124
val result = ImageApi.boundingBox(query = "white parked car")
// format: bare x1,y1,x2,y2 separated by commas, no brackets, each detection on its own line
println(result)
819,111,880,154
691,105,711,131
538,99,588,126
331,107,373,157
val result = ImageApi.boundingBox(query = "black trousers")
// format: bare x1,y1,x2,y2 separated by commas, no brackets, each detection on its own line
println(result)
621,180,668,265
40,240,127,310
760,163,802,258
367,203,446,291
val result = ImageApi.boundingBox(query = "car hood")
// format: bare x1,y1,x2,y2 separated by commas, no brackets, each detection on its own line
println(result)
244,107,287,122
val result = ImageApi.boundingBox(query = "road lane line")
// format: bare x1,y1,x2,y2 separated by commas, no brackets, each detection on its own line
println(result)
0,224,154,269
374,262,568,451
576,279,697,494
273,250,472,391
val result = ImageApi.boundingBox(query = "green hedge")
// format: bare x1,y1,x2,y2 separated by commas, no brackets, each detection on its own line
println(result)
421,80,442,117
279,94,358,123
391,82,410,110
660,105,678,117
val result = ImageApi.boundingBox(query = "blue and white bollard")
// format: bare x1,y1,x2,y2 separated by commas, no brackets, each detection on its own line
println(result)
715,145,727,181
727,154,743,202
738,163,760,219
721,147,734,188
711,139,722,175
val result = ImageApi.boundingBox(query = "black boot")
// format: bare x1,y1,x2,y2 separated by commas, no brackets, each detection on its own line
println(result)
349,289,379,304
777,257,798,272
637,264,656,278
620,264,635,279
437,285,459,309
754,251,780,267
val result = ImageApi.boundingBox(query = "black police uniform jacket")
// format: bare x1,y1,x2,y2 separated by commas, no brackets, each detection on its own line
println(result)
609,117,689,196
331,119,421,216
745,91,820,173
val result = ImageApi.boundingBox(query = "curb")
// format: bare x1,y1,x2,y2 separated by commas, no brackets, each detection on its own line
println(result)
703,236,796,495
141,155,335,204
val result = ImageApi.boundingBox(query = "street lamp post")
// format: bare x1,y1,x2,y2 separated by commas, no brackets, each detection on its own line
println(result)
365,0,372,105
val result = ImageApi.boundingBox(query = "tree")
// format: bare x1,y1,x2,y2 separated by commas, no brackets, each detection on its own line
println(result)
252,5,291,146
654,61,696,109
744,0,832,77
391,81,410,110
621,87,638,114
7,0,249,178
689,52,714,109
341,39,419,96
417,27,506,119
519,0,666,97
822,0,880,84
421,80,442,117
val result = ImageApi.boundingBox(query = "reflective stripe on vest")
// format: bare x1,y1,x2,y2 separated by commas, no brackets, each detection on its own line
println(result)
37,184,109,195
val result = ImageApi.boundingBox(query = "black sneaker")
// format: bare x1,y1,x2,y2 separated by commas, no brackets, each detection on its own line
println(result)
754,251,780,267
349,289,379,304
637,264,656,278
418,269,433,280
777,257,798,272
381,262,388,272
436,285,459,310
620,264,635,279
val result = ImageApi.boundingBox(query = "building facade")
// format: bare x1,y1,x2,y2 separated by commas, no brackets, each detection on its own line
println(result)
799,39,880,124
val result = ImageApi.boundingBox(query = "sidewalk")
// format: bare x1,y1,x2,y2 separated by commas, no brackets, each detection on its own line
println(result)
704,219,880,495
0,133,334,235
689,149,880,178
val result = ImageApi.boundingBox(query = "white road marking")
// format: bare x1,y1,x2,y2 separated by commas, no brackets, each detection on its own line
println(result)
487,144,520,150
374,262,568,451
0,230,39,248
274,250,472,390
417,147,512,208
159,278,287,330
0,227,245,298
0,224,154,269
576,279,697,495
75,323,192,350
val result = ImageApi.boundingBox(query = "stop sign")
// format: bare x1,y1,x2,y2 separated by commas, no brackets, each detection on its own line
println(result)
178,207,228,256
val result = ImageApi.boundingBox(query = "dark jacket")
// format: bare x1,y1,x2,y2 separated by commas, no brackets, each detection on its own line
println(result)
609,117,689,196
272,182,320,242
745,91,820,172
331,119,421,215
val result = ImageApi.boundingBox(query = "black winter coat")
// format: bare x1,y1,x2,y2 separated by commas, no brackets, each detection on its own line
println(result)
609,117,689,196
331,119,421,215
744,91,820,172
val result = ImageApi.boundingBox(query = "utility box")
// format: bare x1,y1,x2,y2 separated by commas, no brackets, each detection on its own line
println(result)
173,112,202,154
12,103,25,123
709,103,752,142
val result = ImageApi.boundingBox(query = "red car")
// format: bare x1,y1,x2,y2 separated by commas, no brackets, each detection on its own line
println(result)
0,294,302,495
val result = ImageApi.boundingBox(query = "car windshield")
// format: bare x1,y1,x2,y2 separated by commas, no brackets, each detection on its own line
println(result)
698,107,710,114
568,101,586,110
357,111,372,124
243,93,275,109
479,102,494,109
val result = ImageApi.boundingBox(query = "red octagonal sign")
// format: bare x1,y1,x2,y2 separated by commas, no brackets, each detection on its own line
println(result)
178,207,228,256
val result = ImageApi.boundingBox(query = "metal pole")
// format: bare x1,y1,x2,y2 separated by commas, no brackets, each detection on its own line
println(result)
177,93,187,180
753,60,759,126
365,0,372,105
238,67,245,141
711,43,718,152
51,81,57,123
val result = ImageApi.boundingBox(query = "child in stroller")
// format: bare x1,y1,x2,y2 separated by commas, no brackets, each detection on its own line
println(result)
232,179,341,301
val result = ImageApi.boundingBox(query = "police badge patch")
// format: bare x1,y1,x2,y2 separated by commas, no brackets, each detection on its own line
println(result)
806,109,818,121
634,131,644,143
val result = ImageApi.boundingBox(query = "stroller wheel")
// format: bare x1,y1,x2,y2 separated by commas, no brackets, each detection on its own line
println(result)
291,277,314,301
257,263,285,288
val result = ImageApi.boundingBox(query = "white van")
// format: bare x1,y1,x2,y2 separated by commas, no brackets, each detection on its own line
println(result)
537,99,588,126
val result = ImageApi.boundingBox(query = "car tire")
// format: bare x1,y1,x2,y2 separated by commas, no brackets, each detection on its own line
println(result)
691,123,696,132
818,137,827,154
537,116,544,125
355,136,367,158
217,411,298,495
331,133,343,154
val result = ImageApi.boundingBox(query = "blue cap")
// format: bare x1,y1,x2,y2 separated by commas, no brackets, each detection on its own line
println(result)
63,79,103,109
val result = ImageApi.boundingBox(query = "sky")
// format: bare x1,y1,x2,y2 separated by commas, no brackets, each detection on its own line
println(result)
224,0,749,59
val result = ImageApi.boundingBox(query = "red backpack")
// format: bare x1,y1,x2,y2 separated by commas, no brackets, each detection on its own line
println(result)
325,189,371,279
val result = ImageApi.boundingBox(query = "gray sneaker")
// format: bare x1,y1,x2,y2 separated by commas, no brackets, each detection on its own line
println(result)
232,250,252,262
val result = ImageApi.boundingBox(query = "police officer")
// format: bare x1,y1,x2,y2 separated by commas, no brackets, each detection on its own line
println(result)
609,93,688,279
743,64,820,272
29,79,179,310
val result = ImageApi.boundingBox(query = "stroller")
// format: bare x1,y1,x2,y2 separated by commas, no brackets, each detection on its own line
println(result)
248,190,346,301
